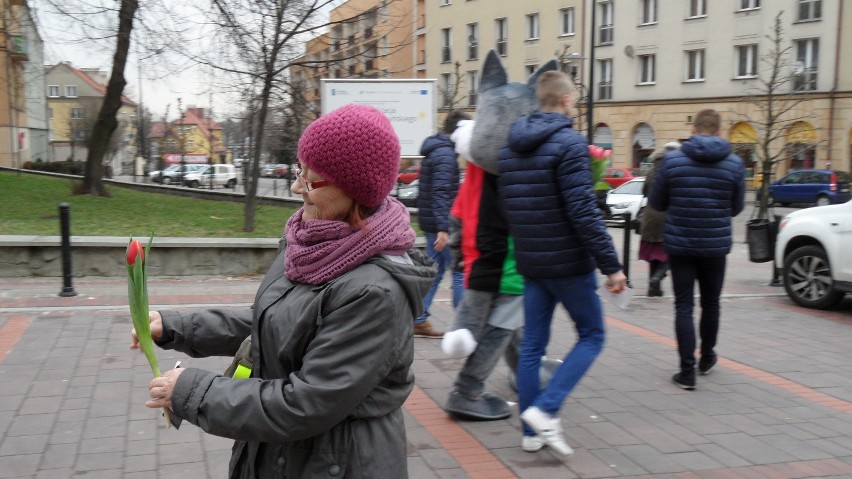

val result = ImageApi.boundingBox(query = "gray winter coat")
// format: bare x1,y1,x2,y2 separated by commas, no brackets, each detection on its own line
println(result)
157,245,436,479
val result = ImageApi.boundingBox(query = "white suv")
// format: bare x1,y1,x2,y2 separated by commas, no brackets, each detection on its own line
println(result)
775,200,852,309
183,164,238,189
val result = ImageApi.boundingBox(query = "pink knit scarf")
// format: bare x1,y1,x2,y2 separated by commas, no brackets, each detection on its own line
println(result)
285,197,415,284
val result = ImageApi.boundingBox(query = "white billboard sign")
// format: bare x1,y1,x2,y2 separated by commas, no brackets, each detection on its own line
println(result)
321,79,436,157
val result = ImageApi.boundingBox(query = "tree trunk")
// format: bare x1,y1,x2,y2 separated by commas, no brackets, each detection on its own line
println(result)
77,0,139,197
243,77,274,233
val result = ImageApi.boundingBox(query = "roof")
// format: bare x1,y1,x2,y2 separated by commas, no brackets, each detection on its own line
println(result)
47,62,137,107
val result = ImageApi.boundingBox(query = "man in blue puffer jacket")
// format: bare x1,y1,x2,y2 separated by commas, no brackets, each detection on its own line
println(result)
414,110,470,338
498,71,627,455
648,108,745,391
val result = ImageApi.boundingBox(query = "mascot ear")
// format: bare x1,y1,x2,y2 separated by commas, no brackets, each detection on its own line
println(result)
479,50,508,93
527,59,560,88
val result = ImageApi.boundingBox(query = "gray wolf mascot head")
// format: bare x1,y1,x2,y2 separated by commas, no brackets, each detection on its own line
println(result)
469,51,558,174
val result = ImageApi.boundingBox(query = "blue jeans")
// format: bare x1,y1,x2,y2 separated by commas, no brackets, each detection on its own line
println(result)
416,231,464,324
669,255,727,372
517,272,605,436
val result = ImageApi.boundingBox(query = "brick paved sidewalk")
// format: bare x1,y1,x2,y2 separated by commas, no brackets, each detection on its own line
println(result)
1,261,851,478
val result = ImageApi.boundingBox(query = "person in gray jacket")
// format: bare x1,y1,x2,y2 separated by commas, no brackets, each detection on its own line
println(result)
132,104,436,479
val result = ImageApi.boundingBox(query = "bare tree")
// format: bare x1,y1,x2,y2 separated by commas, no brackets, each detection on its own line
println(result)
190,0,412,231
740,11,814,220
437,61,467,112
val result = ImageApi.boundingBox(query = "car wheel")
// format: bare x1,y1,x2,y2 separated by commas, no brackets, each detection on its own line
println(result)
190,180,200,188
227,179,237,188
815,195,831,207
162,177,172,185
782,245,844,309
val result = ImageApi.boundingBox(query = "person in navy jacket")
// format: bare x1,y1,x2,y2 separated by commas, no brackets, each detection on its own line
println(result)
498,71,627,455
647,109,745,390
414,110,470,338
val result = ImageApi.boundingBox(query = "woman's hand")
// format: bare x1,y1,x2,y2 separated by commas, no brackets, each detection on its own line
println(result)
605,271,628,294
130,311,163,349
146,368,185,409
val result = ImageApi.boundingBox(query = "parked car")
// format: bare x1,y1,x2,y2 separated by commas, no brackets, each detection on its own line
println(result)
762,169,851,207
149,164,205,185
183,164,238,188
606,178,646,225
396,179,419,207
775,199,852,309
398,165,421,184
603,167,639,189
262,163,290,179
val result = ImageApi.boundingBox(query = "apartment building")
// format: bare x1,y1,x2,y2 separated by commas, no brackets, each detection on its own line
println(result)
291,0,416,119
45,62,138,175
426,0,851,175
0,0,43,168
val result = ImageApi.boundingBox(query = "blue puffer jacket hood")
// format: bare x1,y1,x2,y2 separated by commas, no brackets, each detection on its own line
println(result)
679,135,733,164
417,133,459,233
507,112,574,154
420,133,454,157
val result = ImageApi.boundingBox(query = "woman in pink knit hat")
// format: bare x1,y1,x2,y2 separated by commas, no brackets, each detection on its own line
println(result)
133,104,437,478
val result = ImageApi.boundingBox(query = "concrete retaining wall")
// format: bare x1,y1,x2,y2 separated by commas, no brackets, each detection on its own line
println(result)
0,236,281,277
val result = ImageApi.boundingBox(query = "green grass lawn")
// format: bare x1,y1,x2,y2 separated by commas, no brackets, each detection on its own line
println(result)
1,172,299,238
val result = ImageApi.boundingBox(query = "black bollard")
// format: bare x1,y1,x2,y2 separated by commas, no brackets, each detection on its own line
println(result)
58,203,77,297
621,213,632,287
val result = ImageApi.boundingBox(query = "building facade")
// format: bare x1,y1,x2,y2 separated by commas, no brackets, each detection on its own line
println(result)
425,0,851,176
0,0,41,168
291,0,416,120
44,62,138,175
148,107,227,170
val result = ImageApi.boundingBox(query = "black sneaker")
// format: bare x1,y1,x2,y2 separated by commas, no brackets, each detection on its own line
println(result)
672,371,696,390
698,356,717,375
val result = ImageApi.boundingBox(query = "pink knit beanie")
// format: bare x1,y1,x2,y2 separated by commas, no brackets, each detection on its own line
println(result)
298,104,401,208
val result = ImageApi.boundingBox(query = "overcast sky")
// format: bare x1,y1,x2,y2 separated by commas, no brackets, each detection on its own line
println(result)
32,1,341,121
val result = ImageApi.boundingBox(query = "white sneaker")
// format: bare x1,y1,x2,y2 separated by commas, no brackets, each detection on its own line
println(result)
520,407,574,456
521,435,545,452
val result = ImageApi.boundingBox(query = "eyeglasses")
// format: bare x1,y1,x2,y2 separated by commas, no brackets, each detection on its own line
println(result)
293,164,330,192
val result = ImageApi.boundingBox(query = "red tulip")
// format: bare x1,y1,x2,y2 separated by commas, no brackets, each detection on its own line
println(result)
126,239,145,265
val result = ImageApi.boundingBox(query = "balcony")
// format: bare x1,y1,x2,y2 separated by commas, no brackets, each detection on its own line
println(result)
496,40,507,56
442,46,452,63
598,81,612,100
9,35,28,62
599,24,613,45
468,43,478,61
793,68,818,92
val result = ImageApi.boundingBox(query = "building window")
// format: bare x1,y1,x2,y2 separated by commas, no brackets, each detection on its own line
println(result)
188,140,195,150
525,64,538,77
688,0,706,17
467,23,478,61
797,0,821,21
441,28,452,63
441,0,451,5
738,0,760,11
65,85,77,98
793,38,819,91
70,108,85,119
495,18,508,56
599,2,614,44
599,59,613,100
736,44,758,77
641,0,657,24
560,8,575,36
48,108,53,119
47,85,59,97
526,13,540,40
639,54,655,84
468,70,478,107
441,73,453,108
685,49,705,81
